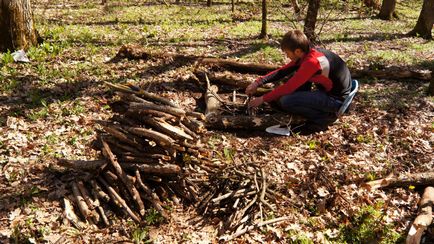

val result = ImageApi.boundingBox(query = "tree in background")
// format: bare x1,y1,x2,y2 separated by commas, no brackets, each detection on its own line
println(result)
0,0,38,52
408,0,434,39
207,0,212,7
304,0,320,41
378,0,396,20
259,0,267,38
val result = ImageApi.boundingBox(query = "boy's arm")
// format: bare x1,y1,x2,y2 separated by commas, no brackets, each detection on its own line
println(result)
245,61,297,96
262,60,320,102
256,61,298,85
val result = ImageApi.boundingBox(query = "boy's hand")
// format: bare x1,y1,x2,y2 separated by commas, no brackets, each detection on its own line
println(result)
245,79,261,95
248,96,264,108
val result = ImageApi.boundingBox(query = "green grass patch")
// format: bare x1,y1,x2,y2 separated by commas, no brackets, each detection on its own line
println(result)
333,203,403,243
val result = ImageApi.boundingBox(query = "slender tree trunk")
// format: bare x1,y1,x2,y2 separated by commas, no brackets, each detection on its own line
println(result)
378,0,396,20
207,0,212,7
290,0,300,14
408,0,434,39
259,0,267,39
0,0,38,52
231,0,235,12
304,0,320,41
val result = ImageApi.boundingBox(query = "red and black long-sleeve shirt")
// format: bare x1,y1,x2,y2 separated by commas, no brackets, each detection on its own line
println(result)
257,48,352,102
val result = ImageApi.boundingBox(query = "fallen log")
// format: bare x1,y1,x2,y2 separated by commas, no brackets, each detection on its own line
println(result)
205,113,305,130
406,186,434,244
366,172,434,190
113,45,432,80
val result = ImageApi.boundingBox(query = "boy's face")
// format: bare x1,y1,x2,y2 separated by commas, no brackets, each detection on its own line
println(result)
283,48,304,62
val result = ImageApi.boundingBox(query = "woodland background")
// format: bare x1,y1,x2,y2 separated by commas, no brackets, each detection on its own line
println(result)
0,0,433,243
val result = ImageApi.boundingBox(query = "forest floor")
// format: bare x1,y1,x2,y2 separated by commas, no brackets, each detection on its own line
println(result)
0,0,433,243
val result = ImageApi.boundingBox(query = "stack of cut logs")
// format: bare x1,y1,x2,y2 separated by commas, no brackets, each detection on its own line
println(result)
61,81,217,227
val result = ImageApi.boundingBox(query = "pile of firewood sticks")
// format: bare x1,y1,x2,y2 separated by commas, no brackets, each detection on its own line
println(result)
60,81,288,241
61,81,217,226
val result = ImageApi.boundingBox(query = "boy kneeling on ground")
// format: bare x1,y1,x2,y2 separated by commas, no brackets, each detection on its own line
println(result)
246,30,352,134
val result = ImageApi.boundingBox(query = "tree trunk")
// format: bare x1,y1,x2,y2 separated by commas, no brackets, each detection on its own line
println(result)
259,0,267,39
304,0,321,41
378,0,396,20
0,0,38,52
231,0,235,12
207,0,212,7
408,0,434,39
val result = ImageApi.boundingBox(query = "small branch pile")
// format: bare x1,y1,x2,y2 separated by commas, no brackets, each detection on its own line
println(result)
60,82,218,228
194,163,288,241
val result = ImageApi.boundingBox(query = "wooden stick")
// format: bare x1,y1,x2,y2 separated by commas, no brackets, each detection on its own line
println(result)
101,139,146,216
100,125,143,149
135,170,168,219
58,159,106,171
105,81,178,108
220,216,290,241
71,181,94,225
181,117,205,134
63,197,86,230
88,181,110,226
89,180,111,203
121,162,181,175
125,126,175,147
129,102,185,118
98,176,141,223
139,116,193,141
77,181,100,223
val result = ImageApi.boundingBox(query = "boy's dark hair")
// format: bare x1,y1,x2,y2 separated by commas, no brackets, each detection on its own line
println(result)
280,30,311,54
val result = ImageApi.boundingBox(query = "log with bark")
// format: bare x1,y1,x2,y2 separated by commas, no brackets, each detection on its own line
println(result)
366,171,434,190
112,45,432,81
205,113,305,130
406,186,434,244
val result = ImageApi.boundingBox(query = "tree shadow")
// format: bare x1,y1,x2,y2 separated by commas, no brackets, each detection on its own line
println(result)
0,75,106,126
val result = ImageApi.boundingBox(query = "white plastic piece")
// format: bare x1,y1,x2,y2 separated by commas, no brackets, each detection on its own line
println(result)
265,124,291,136
11,50,30,63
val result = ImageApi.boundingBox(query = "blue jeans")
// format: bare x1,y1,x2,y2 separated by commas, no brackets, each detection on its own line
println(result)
278,90,343,127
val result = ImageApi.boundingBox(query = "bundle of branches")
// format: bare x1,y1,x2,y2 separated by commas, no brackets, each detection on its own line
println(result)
193,162,289,241
60,82,221,228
